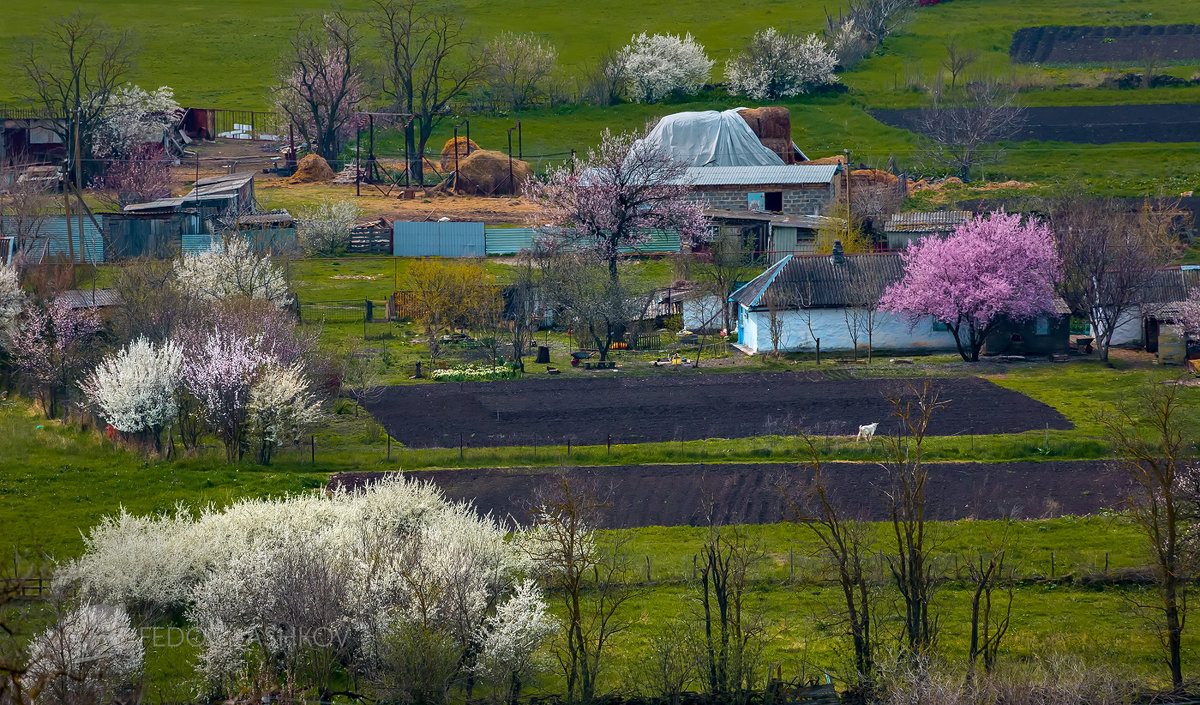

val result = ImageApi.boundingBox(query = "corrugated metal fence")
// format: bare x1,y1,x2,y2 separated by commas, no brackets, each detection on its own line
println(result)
393,222,486,257
0,216,103,263
181,229,298,255
394,223,682,257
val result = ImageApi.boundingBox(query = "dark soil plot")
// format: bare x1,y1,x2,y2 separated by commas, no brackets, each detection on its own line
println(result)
870,104,1200,144
365,373,1071,448
1011,25,1200,65
332,460,1129,527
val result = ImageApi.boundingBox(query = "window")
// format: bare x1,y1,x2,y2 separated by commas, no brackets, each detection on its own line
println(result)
1035,316,1049,335
765,191,783,212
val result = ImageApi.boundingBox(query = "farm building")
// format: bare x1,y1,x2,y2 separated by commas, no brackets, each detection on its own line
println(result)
730,251,1069,356
1102,267,1200,352
705,210,837,263
676,165,841,218
883,211,972,250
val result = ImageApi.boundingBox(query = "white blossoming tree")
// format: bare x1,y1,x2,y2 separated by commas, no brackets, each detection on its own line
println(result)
25,603,144,705
726,29,839,100
474,579,557,704
63,477,539,703
247,362,324,464
619,32,712,103
80,337,184,453
174,236,291,307
297,199,362,256
93,84,182,158
183,329,268,462
0,264,24,347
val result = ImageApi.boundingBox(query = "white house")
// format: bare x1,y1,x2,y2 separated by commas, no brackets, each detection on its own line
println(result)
729,252,960,354
1100,267,1200,350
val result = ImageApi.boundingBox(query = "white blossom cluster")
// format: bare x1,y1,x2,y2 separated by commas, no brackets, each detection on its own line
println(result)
247,362,323,448
25,603,144,705
94,85,182,157
174,236,291,307
619,32,713,103
473,579,557,702
0,264,24,347
61,477,552,696
80,337,184,434
726,29,839,100
296,199,362,255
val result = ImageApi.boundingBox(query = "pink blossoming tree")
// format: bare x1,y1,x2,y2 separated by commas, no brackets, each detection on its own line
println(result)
880,210,1061,362
526,129,709,284
9,300,102,418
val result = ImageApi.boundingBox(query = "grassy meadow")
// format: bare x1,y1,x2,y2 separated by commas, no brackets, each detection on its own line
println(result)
3,0,1200,192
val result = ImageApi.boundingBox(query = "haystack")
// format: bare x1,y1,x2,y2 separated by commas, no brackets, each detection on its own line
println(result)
737,107,791,139
287,154,334,184
806,154,848,166
851,168,899,187
440,137,481,172
455,149,531,196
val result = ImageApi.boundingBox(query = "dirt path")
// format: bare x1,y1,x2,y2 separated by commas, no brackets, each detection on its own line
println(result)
332,460,1129,527
365,372,1072,448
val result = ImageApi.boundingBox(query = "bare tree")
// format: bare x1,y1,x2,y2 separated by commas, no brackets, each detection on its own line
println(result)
579,48,627,106
540,248,646,362
1101,382,1190,688
882,382,946,658
767,294,786,359
1047,196,1176,362
780,436,877,697
524,476,641,704
0,160,54,260
341,341,386,413
275,11,365,162
845,271,882,363
372,0,485,183
20,12,136,180
110,256,189,343
481,32,558,112
695,524,765,705
507,249,540,373
919,80,1024,180
848,0,917,46
967,530,1015,681
941,37,979,91
693,228,753,336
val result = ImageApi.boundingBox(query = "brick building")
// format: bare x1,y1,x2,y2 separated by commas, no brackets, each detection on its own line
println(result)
673,165,841,218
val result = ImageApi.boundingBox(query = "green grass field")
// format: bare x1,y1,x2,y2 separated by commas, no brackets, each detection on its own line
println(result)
3,0,1199,193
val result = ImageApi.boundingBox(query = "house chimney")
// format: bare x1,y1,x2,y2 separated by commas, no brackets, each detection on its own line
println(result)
831,239,845,264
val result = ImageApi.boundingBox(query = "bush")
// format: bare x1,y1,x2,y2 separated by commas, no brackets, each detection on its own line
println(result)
727,28,838,100
297,199,361,256
619,32,712,103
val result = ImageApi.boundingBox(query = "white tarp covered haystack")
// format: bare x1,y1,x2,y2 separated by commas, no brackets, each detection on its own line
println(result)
637,108,787,167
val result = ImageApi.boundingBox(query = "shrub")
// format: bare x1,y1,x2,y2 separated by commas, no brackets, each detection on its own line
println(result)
25,603,144,705
619,32,712,103
297,199,361,256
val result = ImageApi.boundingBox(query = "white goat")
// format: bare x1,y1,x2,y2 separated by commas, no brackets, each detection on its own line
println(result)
857,423,879,443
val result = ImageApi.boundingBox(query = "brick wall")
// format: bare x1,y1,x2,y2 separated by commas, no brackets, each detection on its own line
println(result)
688,183,837,216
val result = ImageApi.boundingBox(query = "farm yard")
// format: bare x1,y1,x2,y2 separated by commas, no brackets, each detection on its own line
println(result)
365,373,1072,448
6,0,1200,702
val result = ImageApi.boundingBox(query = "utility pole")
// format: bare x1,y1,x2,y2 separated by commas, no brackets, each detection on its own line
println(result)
75,108,85,265
844,148,852,244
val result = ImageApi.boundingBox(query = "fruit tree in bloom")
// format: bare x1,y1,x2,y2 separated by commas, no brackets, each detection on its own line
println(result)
880,210,1060,361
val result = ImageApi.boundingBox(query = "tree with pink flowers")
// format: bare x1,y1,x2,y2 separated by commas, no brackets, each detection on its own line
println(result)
9,300,102,418
880,210,1061,362
526,129,709,285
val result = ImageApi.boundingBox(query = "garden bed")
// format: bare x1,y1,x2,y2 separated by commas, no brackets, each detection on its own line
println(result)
1010,24,1200,65
870,103,1200,144
364,372,1072,448
332,459,1129,527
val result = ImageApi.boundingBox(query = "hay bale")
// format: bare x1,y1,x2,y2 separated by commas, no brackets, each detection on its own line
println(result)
737,107,791,140
455,149,532,196
851,169,899,186
805,155,848,166
440,137,481,172
287,154,334,184
759,137,798,164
